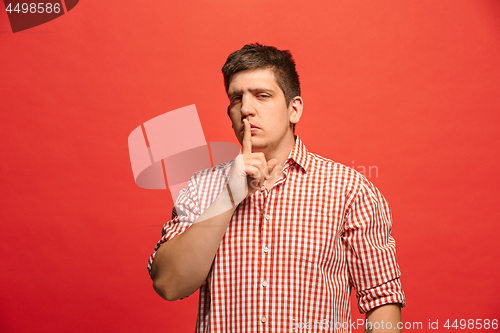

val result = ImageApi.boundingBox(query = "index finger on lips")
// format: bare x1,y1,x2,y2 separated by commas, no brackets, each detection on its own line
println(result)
242,119,252,155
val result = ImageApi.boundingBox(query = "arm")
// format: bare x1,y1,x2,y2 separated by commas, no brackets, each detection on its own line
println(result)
365,304,401,332
150,186,237,301
343,175,406,316
150,119,277,301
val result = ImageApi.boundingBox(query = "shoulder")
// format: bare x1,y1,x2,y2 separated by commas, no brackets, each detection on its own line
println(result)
189,160,235,186
308,151,365,184
175,160,235,211
306,151,383,201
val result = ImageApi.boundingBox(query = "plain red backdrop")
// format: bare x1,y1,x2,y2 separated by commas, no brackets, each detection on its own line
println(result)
1,0,499,332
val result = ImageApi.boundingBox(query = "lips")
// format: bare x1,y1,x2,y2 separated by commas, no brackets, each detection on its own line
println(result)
240,121,260,133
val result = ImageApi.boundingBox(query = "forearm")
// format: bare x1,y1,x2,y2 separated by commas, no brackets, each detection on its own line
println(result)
150,186,237,301
365,304,402,333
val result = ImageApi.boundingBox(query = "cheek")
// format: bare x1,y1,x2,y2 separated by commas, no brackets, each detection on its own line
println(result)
231,117,241,130
279,110,291,123
231,122,242,138
229,115,238,128
230,109,242,122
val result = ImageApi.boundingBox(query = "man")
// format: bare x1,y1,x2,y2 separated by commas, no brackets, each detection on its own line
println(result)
148,44,406,332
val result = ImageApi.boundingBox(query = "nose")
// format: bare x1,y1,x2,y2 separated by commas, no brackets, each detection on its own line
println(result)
240,94,255,118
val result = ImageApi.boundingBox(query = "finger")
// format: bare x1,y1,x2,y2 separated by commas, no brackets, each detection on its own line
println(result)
245,163,265,183
245,168,262,192
245,161,267,190
242,119,252,155
249,176,261,191
247,154,267,182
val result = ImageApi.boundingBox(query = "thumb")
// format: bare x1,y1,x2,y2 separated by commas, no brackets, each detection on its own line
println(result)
266,158,279,179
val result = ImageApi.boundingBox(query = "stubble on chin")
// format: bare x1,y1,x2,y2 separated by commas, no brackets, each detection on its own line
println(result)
250,138,269,151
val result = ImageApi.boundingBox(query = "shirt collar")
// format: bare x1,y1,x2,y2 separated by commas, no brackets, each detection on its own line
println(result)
284,135,311,173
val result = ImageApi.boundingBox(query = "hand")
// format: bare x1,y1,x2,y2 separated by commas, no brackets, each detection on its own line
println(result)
227,119,278,203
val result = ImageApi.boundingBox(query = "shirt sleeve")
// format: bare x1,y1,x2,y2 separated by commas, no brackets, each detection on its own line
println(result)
147,174,202,278
342,176,406,313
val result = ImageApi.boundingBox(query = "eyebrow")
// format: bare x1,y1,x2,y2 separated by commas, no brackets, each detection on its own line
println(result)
228,88,276,98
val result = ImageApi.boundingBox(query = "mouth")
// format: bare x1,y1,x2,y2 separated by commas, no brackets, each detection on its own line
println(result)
239,119,261,135
240,122,260,132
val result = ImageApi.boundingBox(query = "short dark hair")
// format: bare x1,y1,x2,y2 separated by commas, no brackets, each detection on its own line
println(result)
222,43,301,107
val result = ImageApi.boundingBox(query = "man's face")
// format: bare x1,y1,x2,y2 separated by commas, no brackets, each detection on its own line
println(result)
227,68,298,152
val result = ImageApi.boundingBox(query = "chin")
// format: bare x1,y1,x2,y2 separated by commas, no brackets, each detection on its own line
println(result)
252,141,269,151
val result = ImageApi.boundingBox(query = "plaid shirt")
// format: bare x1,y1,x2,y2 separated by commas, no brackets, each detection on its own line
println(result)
148,136,406,333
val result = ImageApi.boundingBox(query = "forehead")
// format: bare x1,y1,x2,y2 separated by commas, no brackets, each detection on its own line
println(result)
228,68,280,93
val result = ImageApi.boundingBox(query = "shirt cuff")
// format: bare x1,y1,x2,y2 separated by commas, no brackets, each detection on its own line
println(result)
356,277,406,313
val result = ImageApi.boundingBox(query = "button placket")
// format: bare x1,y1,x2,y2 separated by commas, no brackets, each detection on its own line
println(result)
258,184,274,330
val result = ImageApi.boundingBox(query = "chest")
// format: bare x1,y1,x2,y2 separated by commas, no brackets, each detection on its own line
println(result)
223,173,350,266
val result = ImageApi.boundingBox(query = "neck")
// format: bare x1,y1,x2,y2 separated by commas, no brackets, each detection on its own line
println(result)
255,134,296,175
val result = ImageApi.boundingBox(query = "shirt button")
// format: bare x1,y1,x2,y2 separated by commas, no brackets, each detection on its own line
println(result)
263,246,269,253
265,214,271,220
261,316,267,323
262,281,268,287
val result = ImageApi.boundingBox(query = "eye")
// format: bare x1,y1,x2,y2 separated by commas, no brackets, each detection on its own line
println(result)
257,94,270,99
230,96,242,104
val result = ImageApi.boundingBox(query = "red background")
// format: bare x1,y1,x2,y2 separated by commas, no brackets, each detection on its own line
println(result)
1,0,499,332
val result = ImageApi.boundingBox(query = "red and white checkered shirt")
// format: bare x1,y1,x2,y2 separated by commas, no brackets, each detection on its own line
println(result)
148,136,406,333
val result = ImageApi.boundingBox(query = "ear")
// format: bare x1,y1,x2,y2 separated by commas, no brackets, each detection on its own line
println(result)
289,96,303,125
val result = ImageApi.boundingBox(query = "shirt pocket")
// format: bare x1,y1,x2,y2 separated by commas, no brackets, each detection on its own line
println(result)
287,213,335,265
